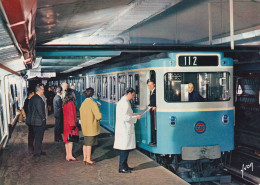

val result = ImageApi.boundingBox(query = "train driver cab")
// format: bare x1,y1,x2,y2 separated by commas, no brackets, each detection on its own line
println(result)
164,72,231,103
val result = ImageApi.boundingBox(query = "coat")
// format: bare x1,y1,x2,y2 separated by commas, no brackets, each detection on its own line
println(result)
113,96,138,150
53,94,63,119
80,98,102,136
26,94,46,126
149,88,156,107
63,101,78,143
189,91,204,102
40,94,48,119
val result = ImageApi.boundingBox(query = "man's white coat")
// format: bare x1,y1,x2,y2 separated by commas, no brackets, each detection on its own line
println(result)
113,96,137,150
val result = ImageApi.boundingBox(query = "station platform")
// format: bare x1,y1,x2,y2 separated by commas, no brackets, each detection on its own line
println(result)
0,114,189,185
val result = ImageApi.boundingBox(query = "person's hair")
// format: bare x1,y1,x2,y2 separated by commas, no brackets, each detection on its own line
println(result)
188,82,194,86
147,79,155,84
61,82,68,90
27,90,34,96
35,84,44,92
125,87,135,95
56,87,61,93
84,87,94,98
63,88,75,106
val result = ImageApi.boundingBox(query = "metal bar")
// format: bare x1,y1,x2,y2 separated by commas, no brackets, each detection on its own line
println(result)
208,3,212,45
230,0,234,50
35,45,260,52
0,64,21,76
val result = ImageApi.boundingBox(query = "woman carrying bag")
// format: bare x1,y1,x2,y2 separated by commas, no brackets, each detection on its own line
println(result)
80,87,102,165
63,88,78,161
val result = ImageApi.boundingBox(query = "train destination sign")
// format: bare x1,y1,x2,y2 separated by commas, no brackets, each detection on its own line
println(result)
178,55,218,66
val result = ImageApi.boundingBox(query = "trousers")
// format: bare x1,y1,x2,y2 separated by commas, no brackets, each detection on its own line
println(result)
150,110,157,143
28,121,46,155
119,150,130,170
54,117,63,141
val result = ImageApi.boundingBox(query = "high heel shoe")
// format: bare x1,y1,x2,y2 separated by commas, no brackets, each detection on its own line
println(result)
86,161,96,165
83,161,87,165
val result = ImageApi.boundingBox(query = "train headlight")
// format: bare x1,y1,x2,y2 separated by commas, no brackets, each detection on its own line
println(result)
169,116,176,126
222,114,229,124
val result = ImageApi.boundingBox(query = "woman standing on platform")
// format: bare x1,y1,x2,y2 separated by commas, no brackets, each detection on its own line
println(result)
63,88,78,161
80,87,102,165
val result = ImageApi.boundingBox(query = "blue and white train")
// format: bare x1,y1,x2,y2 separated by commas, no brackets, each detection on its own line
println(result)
54,51,234,182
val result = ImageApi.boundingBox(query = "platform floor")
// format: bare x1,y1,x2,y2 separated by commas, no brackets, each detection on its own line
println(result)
0,114,189,185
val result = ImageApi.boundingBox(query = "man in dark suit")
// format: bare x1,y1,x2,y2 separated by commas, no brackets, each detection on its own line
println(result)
53,87,63,142
26,84,46,157
188,83,204,102
24,90,35,116
147,79,157,146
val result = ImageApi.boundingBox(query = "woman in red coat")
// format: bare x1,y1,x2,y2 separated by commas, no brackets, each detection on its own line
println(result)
63,89,78,161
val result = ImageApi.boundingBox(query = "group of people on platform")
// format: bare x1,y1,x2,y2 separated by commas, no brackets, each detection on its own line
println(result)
22,79,203,173
24,82,101,165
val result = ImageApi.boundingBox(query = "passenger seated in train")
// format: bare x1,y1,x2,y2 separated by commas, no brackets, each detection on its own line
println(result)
188,83,204,102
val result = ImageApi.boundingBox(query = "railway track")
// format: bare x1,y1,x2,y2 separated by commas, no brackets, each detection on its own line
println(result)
222,145,260,185
223,166,260,185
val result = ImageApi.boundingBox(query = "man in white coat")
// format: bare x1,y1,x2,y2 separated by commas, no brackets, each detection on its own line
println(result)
114,88,142,173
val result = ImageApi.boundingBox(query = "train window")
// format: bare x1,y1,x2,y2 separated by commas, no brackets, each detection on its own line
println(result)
0,87,4,141
16,83,22,108
118,74,126,100
89,77,96,92
164,72,230,102
97,76,101,98
150,70,156,82
89,77,92,88
80,78,84,92
23,80,27,102
10,85,16,118
235,78,259,106
109,76,112,100
134,74,140,105
77,83,81,92
102,76,108,99
128,75,133,88
112,76,116,101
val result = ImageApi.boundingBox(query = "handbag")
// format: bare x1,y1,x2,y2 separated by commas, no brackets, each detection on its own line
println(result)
67,127,79,142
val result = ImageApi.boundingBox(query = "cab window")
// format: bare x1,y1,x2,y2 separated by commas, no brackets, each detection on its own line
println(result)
164,72,230,102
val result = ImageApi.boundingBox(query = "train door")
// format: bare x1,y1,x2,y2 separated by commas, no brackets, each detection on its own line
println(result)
108,75,117,130
147,70,157,146
127,72,142,142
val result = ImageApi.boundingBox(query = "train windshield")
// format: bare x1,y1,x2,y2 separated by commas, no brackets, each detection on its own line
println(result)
164,72,230,102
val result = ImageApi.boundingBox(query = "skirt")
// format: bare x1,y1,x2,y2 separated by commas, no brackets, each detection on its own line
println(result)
84,136,98,146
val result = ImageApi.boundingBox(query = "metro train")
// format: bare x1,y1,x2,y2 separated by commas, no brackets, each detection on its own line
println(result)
0,74,27,150
50,51,234,182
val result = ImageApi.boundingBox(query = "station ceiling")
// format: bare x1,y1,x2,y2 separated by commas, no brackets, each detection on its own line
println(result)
1,0,260,76
36,0,260,46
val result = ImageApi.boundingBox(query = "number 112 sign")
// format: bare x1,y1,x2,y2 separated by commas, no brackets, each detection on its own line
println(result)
178,55,219,66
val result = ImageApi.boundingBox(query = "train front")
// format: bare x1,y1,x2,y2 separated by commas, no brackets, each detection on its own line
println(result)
153,52,234,181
